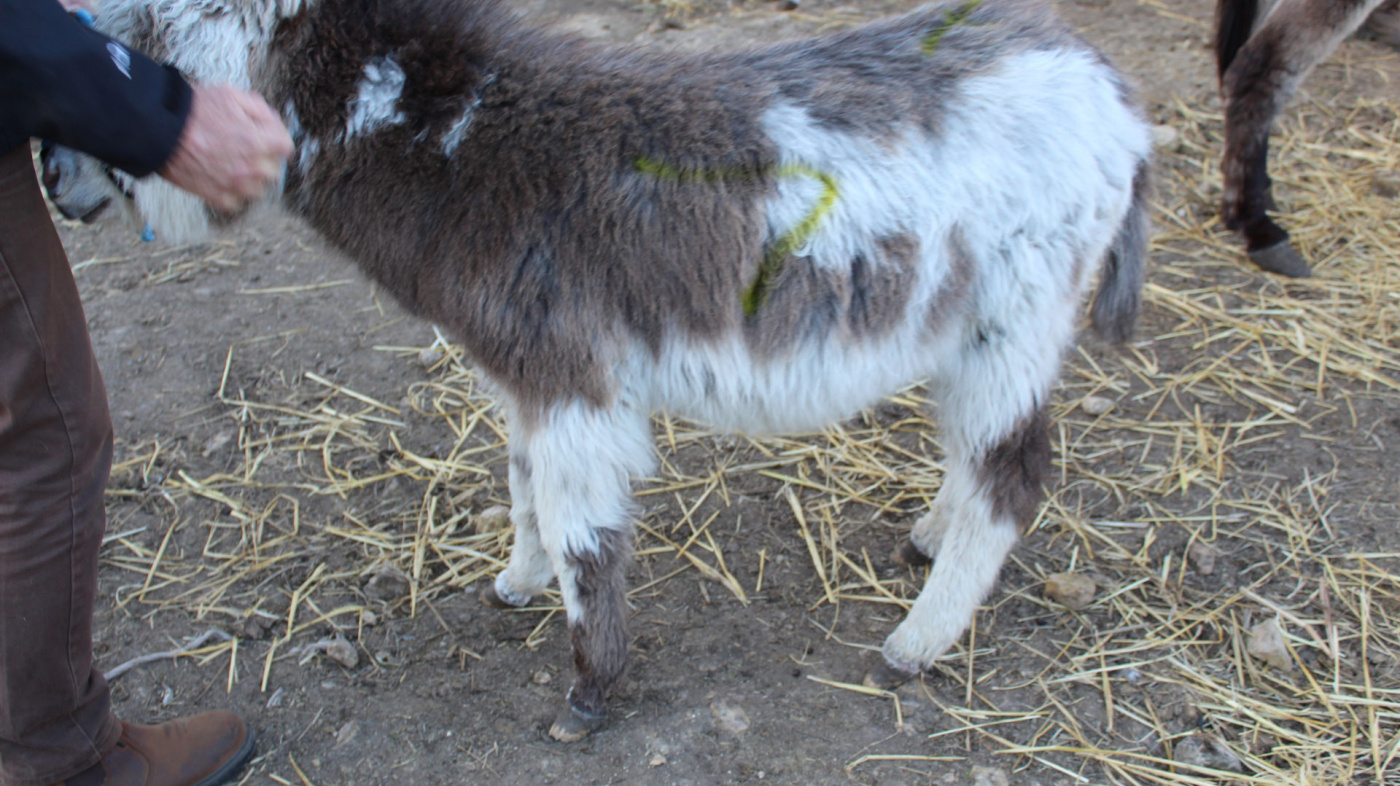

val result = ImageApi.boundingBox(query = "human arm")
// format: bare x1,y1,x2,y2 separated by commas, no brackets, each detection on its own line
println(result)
0,0,191,176
2,0,292,210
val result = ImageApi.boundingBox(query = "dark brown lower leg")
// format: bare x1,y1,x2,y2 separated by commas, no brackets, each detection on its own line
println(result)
0,144,121,786
549,528,631,742
980,405,1052,533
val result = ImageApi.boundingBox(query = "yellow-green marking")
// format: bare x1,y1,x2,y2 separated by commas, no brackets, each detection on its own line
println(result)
921,0,983,56
633,156,841,316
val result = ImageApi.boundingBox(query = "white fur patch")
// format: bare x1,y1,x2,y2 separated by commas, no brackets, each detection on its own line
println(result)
346,55,407,139
441,108,474,156
515,394,655,622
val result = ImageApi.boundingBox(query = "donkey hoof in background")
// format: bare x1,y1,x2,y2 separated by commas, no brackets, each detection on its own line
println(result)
1248,241,1311,278
1214,0,1394,275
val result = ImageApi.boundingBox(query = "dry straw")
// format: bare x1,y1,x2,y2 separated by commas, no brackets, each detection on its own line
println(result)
95,52,1398,786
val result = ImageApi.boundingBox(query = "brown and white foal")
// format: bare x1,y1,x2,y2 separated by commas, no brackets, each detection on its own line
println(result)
44,0,1152,741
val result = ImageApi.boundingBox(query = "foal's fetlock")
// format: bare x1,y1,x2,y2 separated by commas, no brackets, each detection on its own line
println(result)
548,692,608,742
892,537,933,568
863,653,919,691
479,577,534,609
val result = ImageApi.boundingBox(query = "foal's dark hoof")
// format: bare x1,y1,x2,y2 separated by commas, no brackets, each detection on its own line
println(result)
548,704,606,742
863,656,917,691
1248,242,1311,278
891,538,933,568
479,582,529,609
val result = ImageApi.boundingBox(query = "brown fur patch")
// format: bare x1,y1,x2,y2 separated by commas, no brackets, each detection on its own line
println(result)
979,406,1051,531
925,229,976,334
742,232,919,357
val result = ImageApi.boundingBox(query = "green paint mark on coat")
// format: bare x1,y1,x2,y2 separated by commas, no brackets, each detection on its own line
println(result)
632,156,841,317
741,164,839,316
922,0,983,56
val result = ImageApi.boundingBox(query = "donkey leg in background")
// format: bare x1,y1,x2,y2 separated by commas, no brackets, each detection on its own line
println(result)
1218,0,1386,276
1359,0,1400,46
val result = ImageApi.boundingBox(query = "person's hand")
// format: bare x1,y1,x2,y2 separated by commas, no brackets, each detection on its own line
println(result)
159,84,293,213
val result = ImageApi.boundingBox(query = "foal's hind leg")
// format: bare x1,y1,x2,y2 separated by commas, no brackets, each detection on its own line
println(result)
1219,0,1386,276
869,313,1060,688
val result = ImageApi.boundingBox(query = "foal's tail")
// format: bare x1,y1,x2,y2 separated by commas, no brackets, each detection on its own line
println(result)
1215,0,1261,78
1089,162,1150,344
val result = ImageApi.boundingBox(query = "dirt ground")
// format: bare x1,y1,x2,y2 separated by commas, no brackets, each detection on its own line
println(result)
40,0,1400,783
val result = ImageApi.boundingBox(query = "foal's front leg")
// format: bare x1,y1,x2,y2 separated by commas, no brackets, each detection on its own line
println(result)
506,397,655,741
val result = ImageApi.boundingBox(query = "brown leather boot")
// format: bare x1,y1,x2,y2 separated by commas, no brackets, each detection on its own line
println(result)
54,712,255,786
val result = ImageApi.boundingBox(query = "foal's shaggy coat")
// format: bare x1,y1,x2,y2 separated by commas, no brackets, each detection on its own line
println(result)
50,0,1152,739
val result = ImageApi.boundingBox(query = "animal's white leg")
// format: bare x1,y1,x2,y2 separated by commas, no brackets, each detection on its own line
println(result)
482,443,554,608
520,396,655,742
871,293,1071,687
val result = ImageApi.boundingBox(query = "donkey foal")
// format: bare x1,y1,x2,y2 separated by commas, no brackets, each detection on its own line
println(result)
45,0,1152,741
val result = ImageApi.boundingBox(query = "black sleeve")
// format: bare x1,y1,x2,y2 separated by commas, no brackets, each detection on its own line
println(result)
0,0,192,177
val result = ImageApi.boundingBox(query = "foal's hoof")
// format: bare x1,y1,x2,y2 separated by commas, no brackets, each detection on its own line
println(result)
863,656,917,691
1248,242,1311,278
548,704,606,743
479,582,530,609
891,538,933,568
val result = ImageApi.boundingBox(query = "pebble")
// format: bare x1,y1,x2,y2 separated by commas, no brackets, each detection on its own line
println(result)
710,699,751,735
1044,572,1097,610
1189,541,1219,576
971,766,1010,786
201,430,233,457
334,720,360,748
1247,617,1292,671
1079,395,1116,416
476,505,512,534
1150,124,1180,150
418,347,445,369
1173,734,1244,773
532,669,553,685
649,753,667,767
325,637,359,669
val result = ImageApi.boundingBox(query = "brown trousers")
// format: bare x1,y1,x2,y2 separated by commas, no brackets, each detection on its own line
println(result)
0,144,120,786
